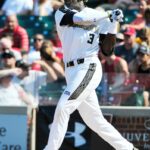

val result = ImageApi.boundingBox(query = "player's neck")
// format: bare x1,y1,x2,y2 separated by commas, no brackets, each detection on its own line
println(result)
66,2,85,11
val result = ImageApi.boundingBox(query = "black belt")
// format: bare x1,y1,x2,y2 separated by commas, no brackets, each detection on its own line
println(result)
66,58,84,67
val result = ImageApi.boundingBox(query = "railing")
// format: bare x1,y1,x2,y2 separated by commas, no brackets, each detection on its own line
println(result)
38,73,150,107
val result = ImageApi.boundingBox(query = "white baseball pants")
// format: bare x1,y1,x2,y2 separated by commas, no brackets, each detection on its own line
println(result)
44,56,133,150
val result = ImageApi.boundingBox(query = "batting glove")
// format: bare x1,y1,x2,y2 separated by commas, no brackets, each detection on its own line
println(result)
108,9,124,23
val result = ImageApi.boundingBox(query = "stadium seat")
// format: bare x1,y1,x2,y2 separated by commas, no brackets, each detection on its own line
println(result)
123,9,138,24
16,15,55,39
0,15,6,27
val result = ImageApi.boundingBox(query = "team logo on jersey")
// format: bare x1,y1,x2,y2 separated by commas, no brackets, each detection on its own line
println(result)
66,122,86,147
64,91,71,96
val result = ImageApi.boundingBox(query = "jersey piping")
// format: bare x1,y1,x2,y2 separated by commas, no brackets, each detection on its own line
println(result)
68,63,96,100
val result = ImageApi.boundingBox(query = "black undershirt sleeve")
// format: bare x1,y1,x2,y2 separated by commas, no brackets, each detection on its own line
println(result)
59,7,76,26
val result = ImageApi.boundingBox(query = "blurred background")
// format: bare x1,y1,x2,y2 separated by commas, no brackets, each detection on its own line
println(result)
0,0,150,150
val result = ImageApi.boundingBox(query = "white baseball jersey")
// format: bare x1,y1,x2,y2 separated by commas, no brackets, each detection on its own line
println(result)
55,7,118,63
55,7,102,62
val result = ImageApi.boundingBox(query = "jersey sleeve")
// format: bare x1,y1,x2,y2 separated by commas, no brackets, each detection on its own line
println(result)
98,18,119,35
73,8,109,26
55,9,65,27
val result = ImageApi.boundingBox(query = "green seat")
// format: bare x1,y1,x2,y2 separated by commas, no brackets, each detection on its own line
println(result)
17,15,55,36
123,9,138,24
19,15,55,39
27,28,53,39
0,15,6,27
26,28,34,37
17,15,36,28
41,16,55,29
38,79,66,100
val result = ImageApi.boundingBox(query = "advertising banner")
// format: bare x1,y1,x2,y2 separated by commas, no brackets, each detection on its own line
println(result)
0,107,27,150
36,106,150,150
36,106,92,150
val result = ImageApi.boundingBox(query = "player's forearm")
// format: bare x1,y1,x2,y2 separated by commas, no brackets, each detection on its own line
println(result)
0,69,16,77
73,10,109,25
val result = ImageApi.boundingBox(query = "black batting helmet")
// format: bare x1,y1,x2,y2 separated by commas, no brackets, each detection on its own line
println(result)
64,0,87,10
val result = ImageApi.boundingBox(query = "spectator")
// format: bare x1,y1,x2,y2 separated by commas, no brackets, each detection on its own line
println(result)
136,42,150,74
129,42,150,73
0,59,46,104
1,47,60,88
115,27,139,63
14,59,64,103
33,0,64,16
136,27,150,47
1,0,33,15
0,37,22,60
0,73,35,107
100,52,129,75
128,53,141,73
0,14,29,53
0,59,43,99
29,38,64,84
14,60,47,102
0,70,37,125
1,50,17,69
28,34,44,64
15,60,30,81
41,40,62,64
1,53,31,96
38,40,65,82
99,51,129,86
122,0,148,30
128,43,150,106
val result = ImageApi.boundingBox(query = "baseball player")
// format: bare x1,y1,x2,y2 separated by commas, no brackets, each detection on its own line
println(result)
44,0,138,150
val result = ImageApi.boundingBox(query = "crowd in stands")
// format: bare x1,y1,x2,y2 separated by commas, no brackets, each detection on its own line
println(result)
0,0,149,109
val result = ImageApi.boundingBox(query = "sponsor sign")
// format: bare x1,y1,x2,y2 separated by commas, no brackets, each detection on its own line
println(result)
0,107,27,150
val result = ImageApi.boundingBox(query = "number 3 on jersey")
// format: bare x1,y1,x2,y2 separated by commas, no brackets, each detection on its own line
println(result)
87,33,95,44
